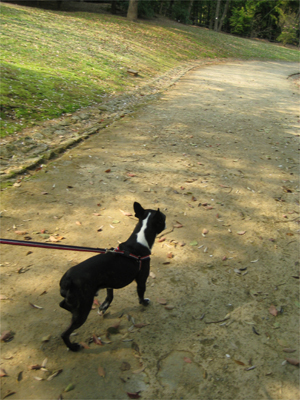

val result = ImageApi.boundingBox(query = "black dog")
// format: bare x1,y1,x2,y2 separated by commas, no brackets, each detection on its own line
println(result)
59,202,166,351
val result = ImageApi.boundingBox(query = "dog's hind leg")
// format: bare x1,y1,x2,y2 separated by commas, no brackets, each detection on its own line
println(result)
136,260,150,306
61,295,94,352
99,288,114,314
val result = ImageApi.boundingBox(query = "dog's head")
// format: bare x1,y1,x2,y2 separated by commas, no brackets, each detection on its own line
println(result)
134,202,166,234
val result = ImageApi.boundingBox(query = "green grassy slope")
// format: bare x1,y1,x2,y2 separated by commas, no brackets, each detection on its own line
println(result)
0,2,299,136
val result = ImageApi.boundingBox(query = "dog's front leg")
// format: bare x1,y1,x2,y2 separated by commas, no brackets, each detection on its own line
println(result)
136,260,150,306
98,288,114,314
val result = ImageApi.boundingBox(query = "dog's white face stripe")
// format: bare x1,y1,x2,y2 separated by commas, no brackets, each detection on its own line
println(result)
137,212,151,250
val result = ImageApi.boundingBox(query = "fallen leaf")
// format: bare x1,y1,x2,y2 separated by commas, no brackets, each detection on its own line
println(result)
112,220,120,224
17,371,23,381
29,302,43,309
92,298,100,309
64,383,75,392
245,365,256,371
15,231,27,235
131,342,140,354
283,348,296,353
107,322,120,334
0,330,13,342
28,365,42,370
282,186,293,193
134,323,149,329
104,169,111,173
167,252,173,259
285,358,299,366
42,358,48,368
0,368,8,377
252,326,260,335
92,334,103,345
127,392,141,399
189,240,198,246
158,298,167,305
269,304,278,317
47,369,63,381
42,334,51,342
277,339,288,347
133,366,145,374
173,223,183,228
184,357,192,363
234,359,245,366
165,305,174,310
120,362,131,371
119,209,132,216
98,366,105,377
49,236,64,242
2,390,16,399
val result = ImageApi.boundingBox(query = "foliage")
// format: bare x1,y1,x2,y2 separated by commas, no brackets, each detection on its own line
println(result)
171,1,191,25
0,2,298,136
277,11,299,45
230,4,255,36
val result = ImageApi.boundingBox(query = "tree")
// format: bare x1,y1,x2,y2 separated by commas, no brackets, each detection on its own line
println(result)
127,0,139,21
214,0,221,31
218,0,231,32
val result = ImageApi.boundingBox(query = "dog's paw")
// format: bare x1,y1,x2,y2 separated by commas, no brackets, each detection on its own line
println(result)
68,342,82,352
140,298,150,306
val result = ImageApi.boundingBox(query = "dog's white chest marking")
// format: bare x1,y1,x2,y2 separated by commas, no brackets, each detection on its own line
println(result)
137,213,151,250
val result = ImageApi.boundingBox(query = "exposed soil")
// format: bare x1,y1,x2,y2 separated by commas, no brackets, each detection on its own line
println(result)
0,60,299,400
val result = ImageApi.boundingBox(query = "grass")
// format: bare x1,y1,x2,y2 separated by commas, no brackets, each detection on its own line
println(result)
0,2,299,137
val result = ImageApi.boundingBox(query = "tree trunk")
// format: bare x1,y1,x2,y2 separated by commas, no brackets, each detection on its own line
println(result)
214,0,221,31
187,0,194,19
111,0,117,15
127,0,139,21
159,1,164,15
167,0,174,18
218,0,230,32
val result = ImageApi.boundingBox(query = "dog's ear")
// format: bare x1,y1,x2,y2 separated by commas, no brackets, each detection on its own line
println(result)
134,202,144,218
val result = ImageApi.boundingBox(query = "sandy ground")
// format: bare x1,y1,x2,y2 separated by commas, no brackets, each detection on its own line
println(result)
0,60,299,400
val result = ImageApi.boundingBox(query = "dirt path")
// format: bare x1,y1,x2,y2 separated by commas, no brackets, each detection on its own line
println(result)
1,61,299,400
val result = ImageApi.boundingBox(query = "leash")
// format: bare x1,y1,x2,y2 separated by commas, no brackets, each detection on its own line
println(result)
0,238,150,270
